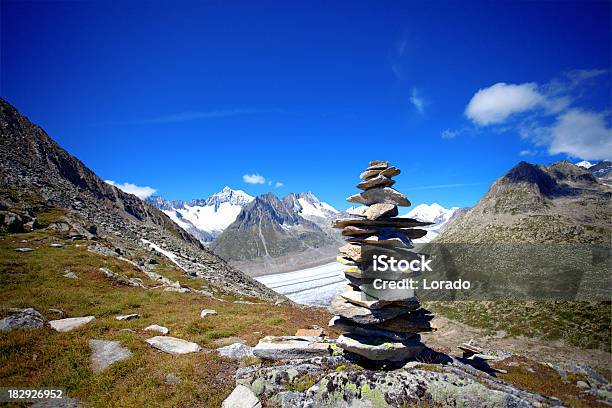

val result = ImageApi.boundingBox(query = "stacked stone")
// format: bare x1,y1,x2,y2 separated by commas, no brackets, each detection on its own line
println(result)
329,160,435,363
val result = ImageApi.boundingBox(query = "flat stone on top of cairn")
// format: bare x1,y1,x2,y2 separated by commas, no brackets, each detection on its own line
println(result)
329,160,435,363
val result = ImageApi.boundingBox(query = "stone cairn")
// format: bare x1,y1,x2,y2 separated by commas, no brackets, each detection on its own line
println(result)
329,160,435,363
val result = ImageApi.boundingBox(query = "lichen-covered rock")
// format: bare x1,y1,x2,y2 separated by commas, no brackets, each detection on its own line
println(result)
0,308,45,331
336,334,424,362
234,357,558,408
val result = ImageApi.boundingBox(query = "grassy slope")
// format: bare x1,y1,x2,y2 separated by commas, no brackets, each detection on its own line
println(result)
425,300,611,353
0,229,331,407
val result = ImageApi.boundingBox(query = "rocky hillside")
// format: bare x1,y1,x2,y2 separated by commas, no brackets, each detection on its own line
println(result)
211,192,340,263
438,160,611,244
0,98,280,301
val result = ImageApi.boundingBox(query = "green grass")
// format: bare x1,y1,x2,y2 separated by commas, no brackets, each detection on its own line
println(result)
0,229,332,407
493,356,607,408
425,300,611,352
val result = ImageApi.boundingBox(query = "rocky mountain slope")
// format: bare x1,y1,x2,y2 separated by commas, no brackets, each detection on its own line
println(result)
0,98,280,301
211,192,340,264
438,160,611,244
146,187,254,244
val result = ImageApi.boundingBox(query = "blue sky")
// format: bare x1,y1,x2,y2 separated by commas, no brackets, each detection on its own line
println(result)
2,1,610,210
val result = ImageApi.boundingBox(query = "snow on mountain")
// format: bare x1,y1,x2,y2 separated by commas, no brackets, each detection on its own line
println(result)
147,187,254,244
404,203,461,243
576,161,594,169
284,192,339,222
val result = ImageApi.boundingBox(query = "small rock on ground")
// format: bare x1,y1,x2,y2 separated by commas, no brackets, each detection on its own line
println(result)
116,314,140,321
145,336,201,355
217,343,254,360
0,308,45,332
200,309,217,318
165,373,180,385
89,339,132,373
15,247,34,252
144,324,169,335
221,384,261,408
63,271,78,279
49,316,95,332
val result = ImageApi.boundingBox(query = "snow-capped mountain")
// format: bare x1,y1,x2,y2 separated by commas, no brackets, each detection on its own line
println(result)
404,203,465,243
575,160,594,169
211,191,343,266
576,160,612,186
283,192,339,223
146,187,254,244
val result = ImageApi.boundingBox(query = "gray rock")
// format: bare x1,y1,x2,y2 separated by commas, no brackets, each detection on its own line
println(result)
144,324,169,335
15,247,34,252
99,268,145,288
63,271,78,279
115,314,140,321
200,309,217,318
329,316,416,342
145,336,201,355
364,203,398,220
2,212,24,233
336,333,424,361
328,296,410,325
359,169,382,180
252,336,331,360
339,288,415,310
217,342,254,360
164,286,190,293
356,175,395,190
346,206,368,217
380,166,401,178
88,244,117,257
347,187,411,206
49,243,64,248
366,160,389,170
89,339,132,373
49,316,95,332
0,308,45,331
165,373,180,385
221,384,261,408
577,380,590,389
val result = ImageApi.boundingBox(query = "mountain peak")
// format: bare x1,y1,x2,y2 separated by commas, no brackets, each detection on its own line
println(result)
576,160,594,169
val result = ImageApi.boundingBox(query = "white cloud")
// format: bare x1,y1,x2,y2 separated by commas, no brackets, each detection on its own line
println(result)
459,70,610,160
105,180,156,199
410,88,425,114
465,82,544,125
275,182,284,188
243,173,266,184
519,149,537,157
548,109,612,160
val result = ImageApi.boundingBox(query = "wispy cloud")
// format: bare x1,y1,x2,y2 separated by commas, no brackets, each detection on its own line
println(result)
105,180,156,199
410,88,425,114
519,149,537,157
275,181,284,188
406,182,484,191
111,108,300,125
243,174,266,185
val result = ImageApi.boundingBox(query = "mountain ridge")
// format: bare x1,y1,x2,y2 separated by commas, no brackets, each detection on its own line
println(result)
437,160,611,244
